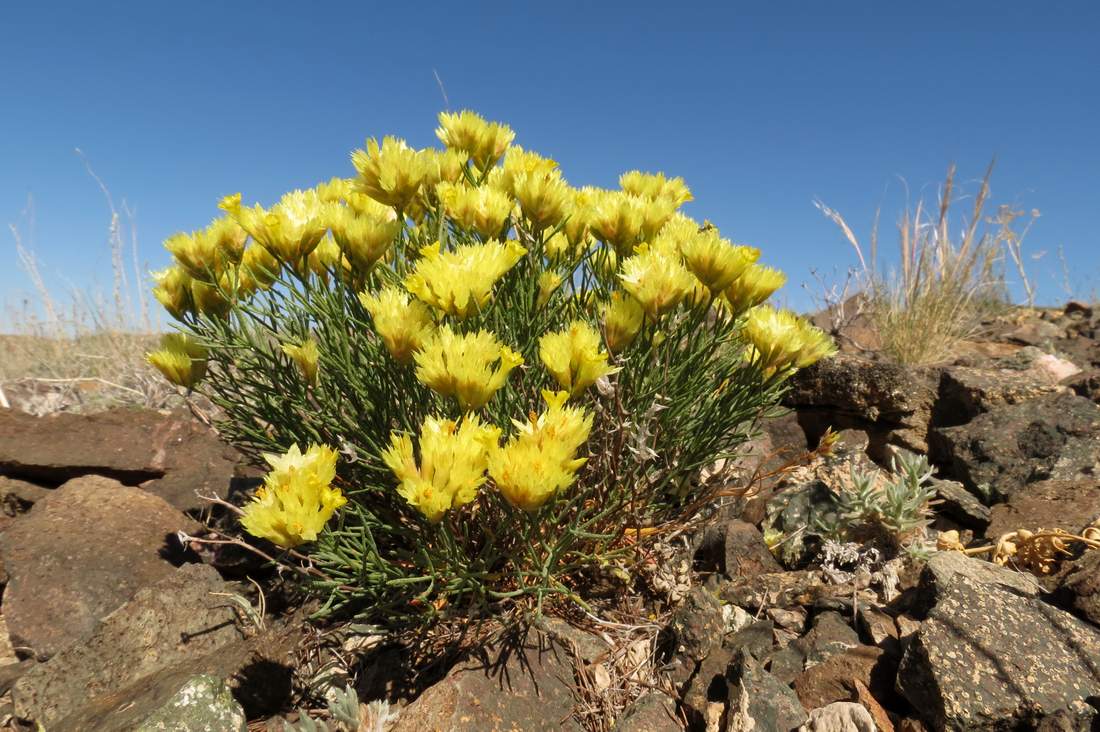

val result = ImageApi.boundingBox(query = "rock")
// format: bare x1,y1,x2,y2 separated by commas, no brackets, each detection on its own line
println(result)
798,702,876,732
0,407,244,513
1058,551,1100,627
0,475,51,513
850,678,895,732
725,520,784,581
933,365,1063,429
720,570,868,613
667,586,724,687
855,606,899,655
897,574,1100,731
390,627,583,732
796,612,860,668
768,607,808,633
726,619,776,661
134,674,247,732
929,392,1100,504
763,481,837,568
0,475,199,659
1006,319,1065,347
12,563,247,727
793,645,891,711
612,692,681,731
929,478,990,528
984,478,1100,541
912,551,1039,617
784,354,938,456
728,651,808,732
767,645,806,684
1064,369,1100,404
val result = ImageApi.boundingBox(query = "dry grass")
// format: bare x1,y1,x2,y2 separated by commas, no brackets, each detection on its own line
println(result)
816,162,1038,365
3,159,181,414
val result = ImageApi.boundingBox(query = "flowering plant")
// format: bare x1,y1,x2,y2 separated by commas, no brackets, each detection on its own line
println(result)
147,111,834,623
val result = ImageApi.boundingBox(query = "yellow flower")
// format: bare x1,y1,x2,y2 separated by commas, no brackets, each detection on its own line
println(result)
589,191,676,255
435,110,515,172
382,414,501,522
146,333,207,389
619,246,696,318
724,264,786,313
436,182,514,239
328,205,401,271
240,444,346,548
314,177,355,202
414,326,524,410
219,190,329,266
539,321,619,396
307,235,349,283
619,170,693,206
238,243,281,293
602,292,645,353
563,186,598,247
536,271,563,308
164,217,246,280
359,286,436,363
404,239,526,319
190,275,233,317
744,306,834,372
488,390,592,512
152,265,194,320
282,337,320,384
512,171,572,231
423,148,470,186
350,136,434,211
679,231,760,293
493,145,559,196
544,231,583,263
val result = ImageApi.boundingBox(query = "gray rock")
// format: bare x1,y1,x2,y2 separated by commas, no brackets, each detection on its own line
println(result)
929,392,1100,504
612,692,681,731
725,520,784,581
0,475,199,659
930,478,991,527
764,481,836,568
897,574,1100,731
796,612,861,668
667,587,725,687
12,563,247,727
912,551,1040,617
135,674,247,732
984,478,1100,541
1059,550,1100,628
798,702,876,732
389,627,582,732
933,365,1062,429
728,651,808,732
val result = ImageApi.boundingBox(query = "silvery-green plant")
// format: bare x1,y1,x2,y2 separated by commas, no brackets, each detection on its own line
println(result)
816,453,936,545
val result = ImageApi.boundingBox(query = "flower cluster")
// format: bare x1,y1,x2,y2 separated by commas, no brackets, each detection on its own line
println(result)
152,108,837,619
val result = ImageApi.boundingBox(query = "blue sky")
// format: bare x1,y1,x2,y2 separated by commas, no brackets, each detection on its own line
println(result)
3,1,1099,326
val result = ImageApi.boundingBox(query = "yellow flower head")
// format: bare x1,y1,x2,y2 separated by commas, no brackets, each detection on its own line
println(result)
282,337,320,384
146,333,207,389
382,414,501,522
240,444,346,548
744,306,834,372
539,321,619,396
619,170,693,207
489,390,592,512
328,205,402,271
359,286,436,363
512,170,572,231
314,177,354,203
493,145,559,197
414,326,524,410
589,191,676,256
152,265,194,320
220,190,329,266
190,275,233,317
437,181,514,239
563,186,598,246
422,148,470,186
536,271,563,308
164,217,246,280
435,110,515,172
619,246,696,318
351,136,434,211
307,235,350,283
679,231,761,293
602,292,645,353
404,239,527,319
724,264,786,313
238,243,281,294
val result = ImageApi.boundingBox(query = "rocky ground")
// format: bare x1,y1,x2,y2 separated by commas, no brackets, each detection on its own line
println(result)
1,303,1100,731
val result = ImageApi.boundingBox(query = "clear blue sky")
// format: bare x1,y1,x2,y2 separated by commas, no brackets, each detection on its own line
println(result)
3,1,1099,326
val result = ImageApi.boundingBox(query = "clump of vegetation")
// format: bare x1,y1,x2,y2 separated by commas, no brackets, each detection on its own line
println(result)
148,110,835,625
816,163,1039,365
816,452,936,550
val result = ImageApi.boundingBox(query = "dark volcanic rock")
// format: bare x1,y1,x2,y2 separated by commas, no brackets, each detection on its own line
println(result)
1059,551,1100,627
929,392,1100,504
12,563,248,728
784,354,939,457
984,478,1100,541
0,475,199,659
933,365,1063,428
727,652,807,732
0,407,244,513
612,692,681,731
795,611,861,668
724,520,784,581
897,574,1100,731
793,645,892,712
912,551,1039,617
930,478,991,528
